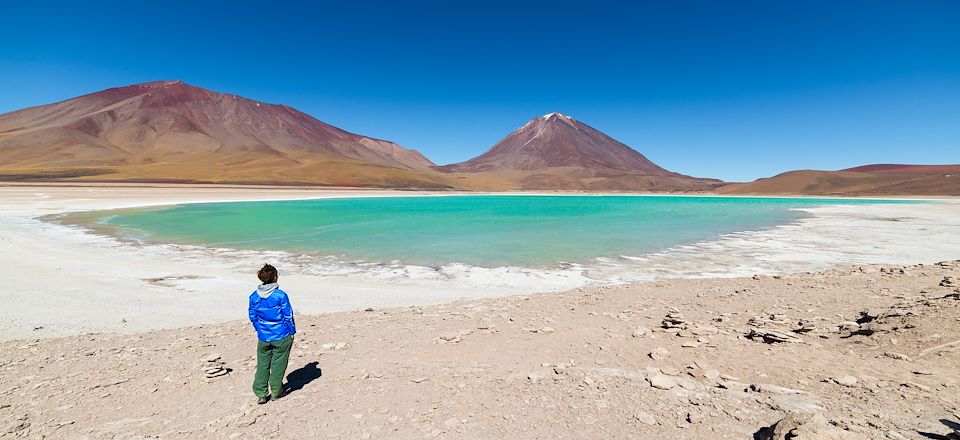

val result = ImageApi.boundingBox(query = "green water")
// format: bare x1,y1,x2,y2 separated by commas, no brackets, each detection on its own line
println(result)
86,195,911,268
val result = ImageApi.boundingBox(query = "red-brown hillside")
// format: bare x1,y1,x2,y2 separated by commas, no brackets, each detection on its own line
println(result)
0,81,448,188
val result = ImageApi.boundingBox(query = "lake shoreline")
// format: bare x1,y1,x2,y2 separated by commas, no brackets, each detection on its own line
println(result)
3,184,960,341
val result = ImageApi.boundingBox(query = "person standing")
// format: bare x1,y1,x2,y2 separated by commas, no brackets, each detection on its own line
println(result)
248,264,296,404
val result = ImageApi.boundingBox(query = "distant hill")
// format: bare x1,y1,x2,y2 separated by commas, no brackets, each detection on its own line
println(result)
0,80,450,188
440,113,721,191
719,164,960,196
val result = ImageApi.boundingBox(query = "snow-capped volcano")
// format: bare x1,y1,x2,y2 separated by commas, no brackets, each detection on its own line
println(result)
440,113,721,191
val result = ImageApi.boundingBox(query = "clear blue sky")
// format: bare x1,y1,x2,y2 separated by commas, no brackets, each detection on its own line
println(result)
1,1,958,181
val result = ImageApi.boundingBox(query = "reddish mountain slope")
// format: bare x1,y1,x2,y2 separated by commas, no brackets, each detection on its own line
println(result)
841,164,960,175
0,81,447,188
440,113,720,191
719,164,960,196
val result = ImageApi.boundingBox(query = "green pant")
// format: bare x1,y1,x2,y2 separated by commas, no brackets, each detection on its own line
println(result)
253,335,293,398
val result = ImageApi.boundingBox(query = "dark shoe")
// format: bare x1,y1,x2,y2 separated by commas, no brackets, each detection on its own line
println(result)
272,390,286,400
257,395,270,405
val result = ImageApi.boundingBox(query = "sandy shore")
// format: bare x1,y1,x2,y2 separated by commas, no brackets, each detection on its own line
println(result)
2,184,960,341
2,261,959,439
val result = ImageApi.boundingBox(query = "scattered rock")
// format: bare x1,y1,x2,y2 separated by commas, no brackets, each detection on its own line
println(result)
747,328,803,343
662,312,687,329
881,352,911,361
830,375,858,387
649,347,669,361
632,326,651,338
633,410,657,425
748,314,791,327
750,383,806,395
438,333,461,343
759,412,859,439
647,374,677,390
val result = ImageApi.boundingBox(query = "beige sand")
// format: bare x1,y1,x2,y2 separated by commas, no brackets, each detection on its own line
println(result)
2,261,959,439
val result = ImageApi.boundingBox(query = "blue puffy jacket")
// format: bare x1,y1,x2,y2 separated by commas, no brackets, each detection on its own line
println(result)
248,283,296,342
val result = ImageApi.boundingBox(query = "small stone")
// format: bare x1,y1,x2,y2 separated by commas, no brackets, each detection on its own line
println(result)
206,369,228,378
747,328,803,343
632,326,651,338
540,326,555,333
633,410,657,425
649,347,669,361
203,353,222,363
901,381,931,392
334,342,347,350
439,333,460,342
410,377,429,384
648,374,677,390
832,375,858,387
882,352,911,361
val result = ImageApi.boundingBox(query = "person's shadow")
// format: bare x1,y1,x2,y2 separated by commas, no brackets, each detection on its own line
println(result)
284,361,322,394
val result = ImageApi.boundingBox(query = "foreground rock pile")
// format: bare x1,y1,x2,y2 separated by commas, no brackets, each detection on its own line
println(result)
2,261,959,439
203,353,230,381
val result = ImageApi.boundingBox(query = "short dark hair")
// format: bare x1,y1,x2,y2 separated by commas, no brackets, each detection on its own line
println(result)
257,264,278,284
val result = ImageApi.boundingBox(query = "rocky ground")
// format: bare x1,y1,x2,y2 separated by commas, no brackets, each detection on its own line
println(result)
3,261,960,439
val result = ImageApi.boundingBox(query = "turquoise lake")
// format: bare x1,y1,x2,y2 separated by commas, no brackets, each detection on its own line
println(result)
85,195,912,268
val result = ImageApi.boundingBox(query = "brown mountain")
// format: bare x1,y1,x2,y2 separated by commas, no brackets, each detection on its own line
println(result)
718,164,960,196
440,113,721,191
0,80,450,188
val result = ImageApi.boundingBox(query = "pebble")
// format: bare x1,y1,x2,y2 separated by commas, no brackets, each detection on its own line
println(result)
647,374,677,390
649,347,669,361
882,352,911,361
831,375,858,387
747,328,803,343
632,326,651,338
633,410,657,425
439,333,460,342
